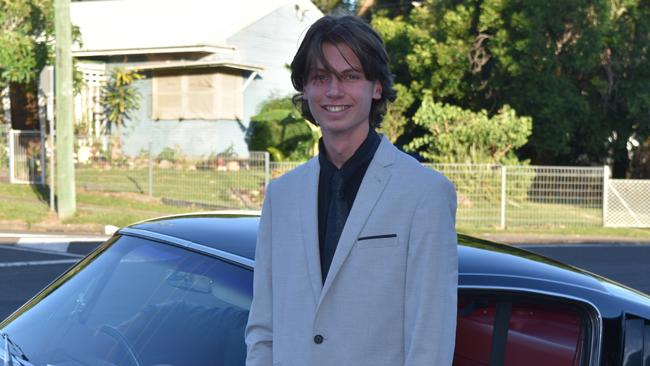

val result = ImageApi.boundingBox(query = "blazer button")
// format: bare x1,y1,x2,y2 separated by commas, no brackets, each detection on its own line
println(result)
313,334,324,344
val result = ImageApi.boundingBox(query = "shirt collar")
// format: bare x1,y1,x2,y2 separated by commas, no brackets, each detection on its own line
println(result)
318,129,381,181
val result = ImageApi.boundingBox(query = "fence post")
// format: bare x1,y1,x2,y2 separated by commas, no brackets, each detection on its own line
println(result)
49,128,55,211
148,141,153,199
39,131,46,185
8,130,14,184
500,165,507,229
602,165,610,227
264,151,270,188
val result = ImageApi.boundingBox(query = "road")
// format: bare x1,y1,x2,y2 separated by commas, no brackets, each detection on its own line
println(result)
521,243,650,294
0,240,101,320
1,240,649,320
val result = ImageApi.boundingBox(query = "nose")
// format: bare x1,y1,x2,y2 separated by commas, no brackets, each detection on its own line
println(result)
326,77,344,98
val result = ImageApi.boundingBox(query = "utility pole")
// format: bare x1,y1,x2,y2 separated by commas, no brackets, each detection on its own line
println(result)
54,0,76,219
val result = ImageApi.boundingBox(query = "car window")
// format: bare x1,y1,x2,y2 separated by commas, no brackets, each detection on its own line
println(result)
1,234,253,366
454,291,590,366
622,316,650,365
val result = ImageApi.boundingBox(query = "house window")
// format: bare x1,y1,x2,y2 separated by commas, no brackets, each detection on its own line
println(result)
152,69,243,120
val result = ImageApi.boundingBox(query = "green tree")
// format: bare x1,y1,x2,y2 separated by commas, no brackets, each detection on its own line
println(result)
101,67,142,157
378,83,414,143
406,94,532,164
1,0,82,130
358,0,415,18
370,0,650,176
311,0,357,14
0,0,54,129
597,0,650,177
246,96,319,161
0,0,54,86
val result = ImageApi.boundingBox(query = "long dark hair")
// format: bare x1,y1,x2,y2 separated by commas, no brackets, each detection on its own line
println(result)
290,16,396,128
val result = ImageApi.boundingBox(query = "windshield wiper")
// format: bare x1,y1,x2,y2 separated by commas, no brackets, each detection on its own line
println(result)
1,332,29,366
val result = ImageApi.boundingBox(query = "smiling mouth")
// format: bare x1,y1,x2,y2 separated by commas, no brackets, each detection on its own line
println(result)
323,105,349,113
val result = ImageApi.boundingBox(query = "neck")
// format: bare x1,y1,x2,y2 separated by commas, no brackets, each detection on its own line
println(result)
322,125,370,169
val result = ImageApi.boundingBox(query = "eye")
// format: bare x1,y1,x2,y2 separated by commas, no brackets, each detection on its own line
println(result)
312,73,329,82
343,74,361,81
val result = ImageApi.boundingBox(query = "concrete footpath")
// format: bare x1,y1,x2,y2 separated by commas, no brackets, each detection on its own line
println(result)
0,232,109,255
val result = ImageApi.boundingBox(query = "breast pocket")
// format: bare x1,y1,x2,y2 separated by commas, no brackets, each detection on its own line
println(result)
356,234,398,249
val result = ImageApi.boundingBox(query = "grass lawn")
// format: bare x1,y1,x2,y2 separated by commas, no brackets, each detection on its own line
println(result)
0,183,195,229
75,165,266,209
457,198,603,228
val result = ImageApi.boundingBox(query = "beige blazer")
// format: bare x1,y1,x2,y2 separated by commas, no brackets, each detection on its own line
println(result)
246,137,458,366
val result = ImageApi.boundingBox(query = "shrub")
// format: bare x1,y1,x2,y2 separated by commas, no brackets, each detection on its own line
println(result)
246,96,317,161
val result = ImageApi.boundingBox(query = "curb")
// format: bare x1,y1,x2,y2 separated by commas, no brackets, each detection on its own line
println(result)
0,233,108,255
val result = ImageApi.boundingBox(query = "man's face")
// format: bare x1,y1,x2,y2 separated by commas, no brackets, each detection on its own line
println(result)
303,42,382,141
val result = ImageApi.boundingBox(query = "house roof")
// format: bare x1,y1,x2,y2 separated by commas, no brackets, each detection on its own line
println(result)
70,0,321,55
127,59,265,72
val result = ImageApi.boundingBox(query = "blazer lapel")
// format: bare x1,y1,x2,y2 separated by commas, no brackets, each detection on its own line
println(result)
299,157,323,301
318,137,396,305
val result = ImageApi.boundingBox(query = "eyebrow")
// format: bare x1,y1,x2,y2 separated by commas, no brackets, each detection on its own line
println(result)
310,67,362,75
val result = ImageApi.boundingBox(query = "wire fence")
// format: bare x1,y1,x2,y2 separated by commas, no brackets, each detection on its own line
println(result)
426,164,503,228
2,129,650,228
74,144,269,210
429,164,605,228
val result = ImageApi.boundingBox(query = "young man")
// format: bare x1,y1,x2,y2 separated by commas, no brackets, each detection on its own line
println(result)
245,15,458,366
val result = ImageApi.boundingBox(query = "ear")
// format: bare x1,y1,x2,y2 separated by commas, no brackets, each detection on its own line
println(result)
372,81,382,100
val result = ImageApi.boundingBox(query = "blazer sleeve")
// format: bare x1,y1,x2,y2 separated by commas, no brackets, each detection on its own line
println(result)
404,177,458,366
245,182,274,366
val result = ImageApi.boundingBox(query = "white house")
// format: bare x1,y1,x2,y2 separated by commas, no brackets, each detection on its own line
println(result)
71,0,322,157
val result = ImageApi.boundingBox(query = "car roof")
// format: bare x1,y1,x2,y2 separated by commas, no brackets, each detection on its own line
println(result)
126,213,650,312
128,212,260,260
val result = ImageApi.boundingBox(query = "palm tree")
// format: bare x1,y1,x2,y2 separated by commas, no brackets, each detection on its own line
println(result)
101,67,142,159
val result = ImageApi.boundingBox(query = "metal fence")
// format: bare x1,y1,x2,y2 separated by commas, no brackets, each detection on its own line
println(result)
502,165,603,228
4,130,650,228
263,162,608,228
7,130,45,184
427,164,503,228
74,144,270,210
428,164,605,228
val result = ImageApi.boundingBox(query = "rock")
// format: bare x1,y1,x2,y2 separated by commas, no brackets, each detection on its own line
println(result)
159,160,173,169
226,161,240,172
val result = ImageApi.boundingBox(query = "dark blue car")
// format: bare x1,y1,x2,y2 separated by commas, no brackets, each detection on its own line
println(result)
1,213,649,365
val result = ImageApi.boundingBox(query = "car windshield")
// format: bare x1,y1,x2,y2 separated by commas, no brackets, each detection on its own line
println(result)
0,234,253,366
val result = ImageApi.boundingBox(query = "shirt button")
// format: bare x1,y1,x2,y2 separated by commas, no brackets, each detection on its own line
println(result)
313,334,324,344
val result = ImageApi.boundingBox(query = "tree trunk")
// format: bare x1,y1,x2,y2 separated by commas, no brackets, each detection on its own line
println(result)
111,114,122,160
10,81,39,130
611,146,630,178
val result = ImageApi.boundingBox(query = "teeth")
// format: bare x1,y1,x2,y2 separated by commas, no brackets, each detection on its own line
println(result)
325,106,346,112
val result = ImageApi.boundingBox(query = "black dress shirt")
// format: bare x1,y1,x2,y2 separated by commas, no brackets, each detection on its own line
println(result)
318,129,381,280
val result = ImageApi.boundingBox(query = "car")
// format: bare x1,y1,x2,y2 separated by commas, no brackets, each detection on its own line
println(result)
1,213,650,366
